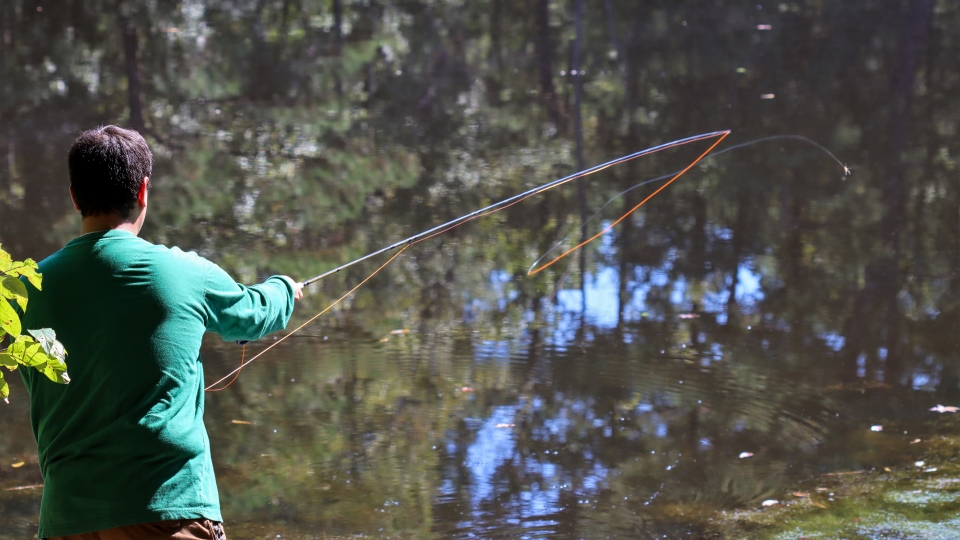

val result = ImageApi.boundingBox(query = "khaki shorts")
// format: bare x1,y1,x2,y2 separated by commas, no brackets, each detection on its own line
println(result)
49,519,226,540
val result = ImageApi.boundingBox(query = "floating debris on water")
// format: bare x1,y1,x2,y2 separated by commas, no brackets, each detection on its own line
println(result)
232,420,253,425
760,93,776,99
757,24,773,30
870,425,883,432
761,499,778,507
739,452,754,459
4,484,42,491
11,462,24,468
929,404,959,413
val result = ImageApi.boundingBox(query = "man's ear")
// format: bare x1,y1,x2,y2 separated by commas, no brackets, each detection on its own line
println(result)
137,177,149,208
69,185,81,212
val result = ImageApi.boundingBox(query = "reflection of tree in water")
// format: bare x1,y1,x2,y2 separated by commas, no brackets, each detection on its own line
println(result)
432,330,834,533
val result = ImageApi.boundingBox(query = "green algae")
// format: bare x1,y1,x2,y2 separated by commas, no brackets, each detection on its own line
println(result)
714,435,960,539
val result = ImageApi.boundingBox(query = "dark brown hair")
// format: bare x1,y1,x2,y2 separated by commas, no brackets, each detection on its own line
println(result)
68,125,152,218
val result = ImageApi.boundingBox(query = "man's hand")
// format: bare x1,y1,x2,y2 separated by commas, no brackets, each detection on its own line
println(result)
293,281,304,301
281,276,305,301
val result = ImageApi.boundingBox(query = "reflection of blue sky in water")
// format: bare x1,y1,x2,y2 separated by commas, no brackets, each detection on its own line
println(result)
466,406,518,503
556,267,622,328
471,338,514,364
554,262,765,331
460,402,607,530
467,262,767,353
735,263,764,306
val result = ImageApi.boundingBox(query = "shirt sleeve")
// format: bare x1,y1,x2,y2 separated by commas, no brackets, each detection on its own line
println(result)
201,263,295,342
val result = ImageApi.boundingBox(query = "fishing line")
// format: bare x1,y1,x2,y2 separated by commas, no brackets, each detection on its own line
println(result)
528,134,850,274
206,130,730,390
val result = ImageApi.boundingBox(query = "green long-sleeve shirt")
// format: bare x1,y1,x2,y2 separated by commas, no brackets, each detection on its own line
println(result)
20,229,295,538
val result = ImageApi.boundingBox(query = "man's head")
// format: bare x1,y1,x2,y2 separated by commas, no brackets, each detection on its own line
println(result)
68,125,152,220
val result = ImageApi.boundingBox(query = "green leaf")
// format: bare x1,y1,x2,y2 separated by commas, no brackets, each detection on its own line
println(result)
0,371,8,402
0,246,11,273
22,269,41,291
0,299,21,337
4,259,41,290
6,335,33,359
0,353,17,368
1,276,28,310
21,343,49,367
43,350,67,373
28,328,67,363
16,263,41,291
7,339,47,368
41,364,69,384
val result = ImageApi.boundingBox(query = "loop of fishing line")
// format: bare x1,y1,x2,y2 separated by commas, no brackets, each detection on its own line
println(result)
206,344,245,392
207,130,734,390
529,134,850,273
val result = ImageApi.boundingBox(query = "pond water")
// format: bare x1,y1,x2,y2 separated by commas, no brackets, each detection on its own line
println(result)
1,1,959,538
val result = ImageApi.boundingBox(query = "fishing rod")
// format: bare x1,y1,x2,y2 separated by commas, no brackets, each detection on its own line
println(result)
300,129,730,287
212,130,730,390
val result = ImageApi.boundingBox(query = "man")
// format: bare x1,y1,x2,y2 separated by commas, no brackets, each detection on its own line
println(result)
20,125,304,539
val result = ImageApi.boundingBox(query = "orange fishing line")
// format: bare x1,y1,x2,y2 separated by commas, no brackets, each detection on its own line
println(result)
528,131,729,276
206,344,245,392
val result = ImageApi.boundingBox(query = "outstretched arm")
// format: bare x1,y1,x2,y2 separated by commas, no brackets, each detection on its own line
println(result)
202,263,297,342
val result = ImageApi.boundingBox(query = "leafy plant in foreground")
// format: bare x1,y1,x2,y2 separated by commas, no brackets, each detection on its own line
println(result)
0,245,69,402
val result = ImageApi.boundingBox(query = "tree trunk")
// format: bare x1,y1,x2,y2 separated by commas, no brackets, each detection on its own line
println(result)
117,3,145,133
571,0,587,322
726,192,748,322
885,0,935,247
602,0,623,73
536,0,563,129
490,0,503,72
333,0,344,95
616,4,645,329
880,0,936,383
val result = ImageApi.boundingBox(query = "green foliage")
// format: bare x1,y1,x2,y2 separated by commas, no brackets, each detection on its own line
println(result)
0,245,69,402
